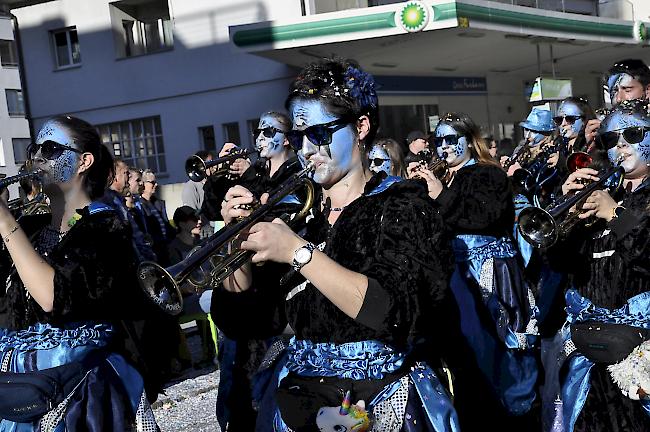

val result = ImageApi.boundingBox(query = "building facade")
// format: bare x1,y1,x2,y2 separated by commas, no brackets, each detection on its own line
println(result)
0,11,30,196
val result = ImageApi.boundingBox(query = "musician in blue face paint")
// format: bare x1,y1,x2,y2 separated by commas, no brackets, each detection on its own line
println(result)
414,111,540,429
0,116,158,430
547,99,650,431
217,59,459,431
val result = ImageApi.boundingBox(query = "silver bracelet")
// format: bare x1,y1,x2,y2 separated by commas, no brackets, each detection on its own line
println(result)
3,224,19,243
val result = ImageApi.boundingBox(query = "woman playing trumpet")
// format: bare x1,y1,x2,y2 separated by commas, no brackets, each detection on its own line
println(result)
544,99,650,431
0,116,156,430
413,112,540,430
215,59,459,431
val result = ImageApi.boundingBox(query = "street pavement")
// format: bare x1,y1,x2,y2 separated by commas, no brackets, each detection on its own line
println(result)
152,323,222,431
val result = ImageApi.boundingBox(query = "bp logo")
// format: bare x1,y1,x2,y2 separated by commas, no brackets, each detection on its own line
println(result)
634,20,648,43
396,1,430,33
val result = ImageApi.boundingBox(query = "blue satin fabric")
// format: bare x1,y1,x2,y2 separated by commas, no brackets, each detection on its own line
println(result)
0,322,112,373
547,290,650,431
0,323,146,432
274,338,459,431
366,175,402,196
450,234,538,415
513,193,534,267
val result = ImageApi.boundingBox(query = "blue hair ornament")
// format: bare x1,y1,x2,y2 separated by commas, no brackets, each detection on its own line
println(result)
344,66,378,111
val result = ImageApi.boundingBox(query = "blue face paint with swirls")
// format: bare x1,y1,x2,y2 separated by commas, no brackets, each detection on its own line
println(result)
256,114,286,159
556,101,585,139
35,120,80,183
289,99,357,186
600,108,650,172
434,123,469,166
368,144,390,175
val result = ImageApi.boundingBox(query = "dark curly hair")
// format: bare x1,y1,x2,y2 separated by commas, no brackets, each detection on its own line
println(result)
48,115,114,199
285,58,380,154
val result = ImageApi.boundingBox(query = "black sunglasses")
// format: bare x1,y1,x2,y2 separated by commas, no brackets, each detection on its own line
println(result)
370,157,389,166
599,126,649,149
286,117,354,151
27,140,83,161
553,115,584,126
145,180,158,186
432,135,462,147
253,126,285,139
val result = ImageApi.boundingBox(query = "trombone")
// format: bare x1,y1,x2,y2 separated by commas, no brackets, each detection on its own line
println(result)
138,162,316,315
517,155,624,249
185,149,256,182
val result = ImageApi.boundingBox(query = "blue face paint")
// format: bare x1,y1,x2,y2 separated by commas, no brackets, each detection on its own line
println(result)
434,123,470,167
35,120,80,184
601,109,650,173
556,101,585,139
289,99,358,186
368,144,390,175
256,114,286,159
524,128,547,147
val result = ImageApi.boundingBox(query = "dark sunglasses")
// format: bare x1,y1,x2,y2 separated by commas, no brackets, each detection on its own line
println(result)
145,180,158,186
370,157,389,166
286,117,354,151
552,115,584,126
599,126,649,149
253,126,284,139
27,140,83,161
432,135,462,147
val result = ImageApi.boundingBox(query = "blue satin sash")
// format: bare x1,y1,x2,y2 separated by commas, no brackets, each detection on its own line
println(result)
0,322,112,373
452,234,517,282
548,290,650,431
513,193,534,267
274,338,459,431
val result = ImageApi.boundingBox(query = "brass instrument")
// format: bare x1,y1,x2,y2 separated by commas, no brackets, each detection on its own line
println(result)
411,150,453,185
8,193,50,217
185,149,257,182
137,162,316,315
503,144,532,171
0,169,43,190
517,155,624,249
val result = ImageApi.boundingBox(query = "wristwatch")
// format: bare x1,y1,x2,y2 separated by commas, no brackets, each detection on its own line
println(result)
292,242,317,272
611,205,626,220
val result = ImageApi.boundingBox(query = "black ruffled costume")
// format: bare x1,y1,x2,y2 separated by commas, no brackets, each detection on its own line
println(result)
214,174,459,431
546,179,650,432
0,206,159,431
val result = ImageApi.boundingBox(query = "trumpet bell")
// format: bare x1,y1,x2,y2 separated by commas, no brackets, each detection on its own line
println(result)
137,261,184,315
185,156,207,182
567,152,592,173
517,206,558,249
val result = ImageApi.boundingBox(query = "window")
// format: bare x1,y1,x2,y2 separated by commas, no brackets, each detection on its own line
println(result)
51,27,81,68
0,40,18,67
97,116,166,173
12,138,31,164
222,122,241,146
247,118,260,147
6,89,25,116
110,0,173,58
198,126,216,152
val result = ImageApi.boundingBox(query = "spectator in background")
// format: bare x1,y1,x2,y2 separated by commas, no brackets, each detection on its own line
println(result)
182,150,214,238
140,169,173,266
486,136,498,158
100,159,156,262
403,129,428,165
125,167,151,246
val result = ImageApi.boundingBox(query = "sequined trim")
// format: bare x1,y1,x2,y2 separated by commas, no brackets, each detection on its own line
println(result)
371,375,409,431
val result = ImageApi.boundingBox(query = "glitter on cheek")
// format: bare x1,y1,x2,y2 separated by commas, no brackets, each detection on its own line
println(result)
51,150,78,182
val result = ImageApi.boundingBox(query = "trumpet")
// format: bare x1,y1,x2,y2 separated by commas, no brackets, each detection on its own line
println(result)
185,149,257,182
517,155,624,249
411,150,453,185
137,162,316,315
503,144,532,171
0,169,43,190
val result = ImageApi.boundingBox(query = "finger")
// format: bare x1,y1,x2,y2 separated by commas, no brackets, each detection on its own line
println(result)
271,217,288,227
578,209,597,219
239,239,261,252
225,185,254,201
250,252,266,264
260,193,270,205
247,222,269,235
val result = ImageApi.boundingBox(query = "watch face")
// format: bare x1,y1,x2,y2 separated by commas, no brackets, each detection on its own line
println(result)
295,247,312,264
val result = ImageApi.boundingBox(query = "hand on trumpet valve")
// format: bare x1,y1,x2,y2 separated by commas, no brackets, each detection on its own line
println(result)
240,218,305,265
578,190,617,221
221,185,258,224
561,167,600,196
408,164,443,200
219,142,238,158
506,161,522,177
229,158,251,177
546,152,559,169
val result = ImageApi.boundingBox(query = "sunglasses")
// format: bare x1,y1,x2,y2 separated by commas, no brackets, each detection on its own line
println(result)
370,157,389,166
253,126,284,139
552,115,584,126
285,117,354,151
145,180,158,186
27,140,83,161
432,135,462,147
599,126,649,149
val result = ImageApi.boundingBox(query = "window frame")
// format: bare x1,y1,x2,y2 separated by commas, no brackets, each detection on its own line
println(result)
5,89,25,117
0,39,18,67
12,138,31,164
111,0,174,59
51,27,81,70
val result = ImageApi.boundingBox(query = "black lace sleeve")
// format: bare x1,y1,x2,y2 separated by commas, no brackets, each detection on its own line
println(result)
353,184,455,349
434,163,514,237
43,211,143,324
